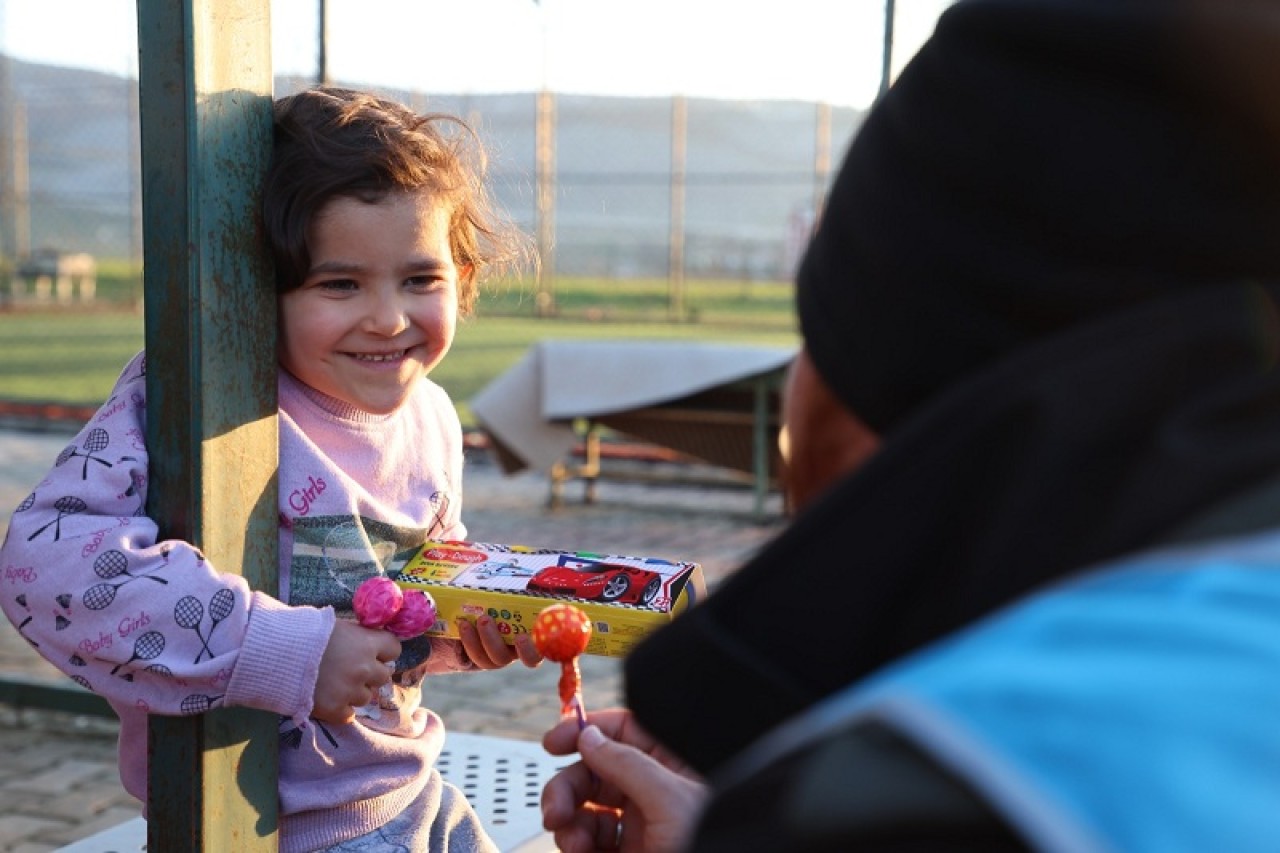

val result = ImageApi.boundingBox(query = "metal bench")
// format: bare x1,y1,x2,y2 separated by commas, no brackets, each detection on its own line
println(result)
57,731,565,852
9,250,97,304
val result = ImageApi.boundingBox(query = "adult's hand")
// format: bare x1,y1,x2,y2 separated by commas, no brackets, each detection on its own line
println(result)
313,619,401,723
542,709,708,853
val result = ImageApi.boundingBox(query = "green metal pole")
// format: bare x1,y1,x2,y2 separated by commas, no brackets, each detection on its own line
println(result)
137,0,279,848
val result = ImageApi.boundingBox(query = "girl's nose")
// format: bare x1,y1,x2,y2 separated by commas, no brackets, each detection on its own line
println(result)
364,290,410,337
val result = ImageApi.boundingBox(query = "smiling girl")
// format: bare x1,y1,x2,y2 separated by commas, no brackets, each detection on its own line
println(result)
1,87,536,852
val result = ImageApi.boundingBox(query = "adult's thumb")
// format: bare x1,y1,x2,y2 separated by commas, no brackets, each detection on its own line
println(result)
578,725,684,814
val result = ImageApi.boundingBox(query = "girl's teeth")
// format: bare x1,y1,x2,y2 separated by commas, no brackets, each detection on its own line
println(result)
356,352,402,362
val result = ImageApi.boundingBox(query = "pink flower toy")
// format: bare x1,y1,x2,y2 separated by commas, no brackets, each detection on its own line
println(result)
353,577,438,639
353,576,403,629
386,589,438,639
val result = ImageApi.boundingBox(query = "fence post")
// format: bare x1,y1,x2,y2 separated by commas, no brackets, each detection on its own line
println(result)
0,51,10,271
9,102,29,260
136,0,279,848
667,94,687,322
813,101,831,222
535,88,557,316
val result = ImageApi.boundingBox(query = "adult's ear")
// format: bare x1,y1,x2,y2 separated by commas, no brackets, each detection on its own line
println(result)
780,348,880,513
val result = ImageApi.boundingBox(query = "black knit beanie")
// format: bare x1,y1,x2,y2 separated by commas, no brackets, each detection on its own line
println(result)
798,0,1280,433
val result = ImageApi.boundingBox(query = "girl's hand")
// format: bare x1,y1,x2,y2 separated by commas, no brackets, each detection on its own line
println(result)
313,619,402,723
541,709,707,853
457,615,542,669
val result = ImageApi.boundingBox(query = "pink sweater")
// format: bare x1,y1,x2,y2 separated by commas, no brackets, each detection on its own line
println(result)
0,352,484,851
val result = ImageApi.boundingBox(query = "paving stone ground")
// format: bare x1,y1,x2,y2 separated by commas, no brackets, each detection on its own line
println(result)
0,427,785,851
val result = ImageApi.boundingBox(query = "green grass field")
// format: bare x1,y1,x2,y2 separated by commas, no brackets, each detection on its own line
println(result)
0,275,799,427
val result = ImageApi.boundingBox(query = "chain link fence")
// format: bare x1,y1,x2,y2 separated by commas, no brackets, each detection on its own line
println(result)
0,53,863,313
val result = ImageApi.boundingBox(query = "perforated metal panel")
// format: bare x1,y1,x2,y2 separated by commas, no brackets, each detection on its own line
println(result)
58,732,569,852
438,731,573,852
57,816,147,852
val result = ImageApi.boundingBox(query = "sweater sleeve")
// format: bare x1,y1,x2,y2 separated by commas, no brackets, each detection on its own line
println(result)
0,352,331,721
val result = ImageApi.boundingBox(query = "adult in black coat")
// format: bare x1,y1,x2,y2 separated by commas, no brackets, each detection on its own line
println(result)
542,1,1280,849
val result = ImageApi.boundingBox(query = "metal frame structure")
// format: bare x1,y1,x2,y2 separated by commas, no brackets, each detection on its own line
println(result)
136,0,279,846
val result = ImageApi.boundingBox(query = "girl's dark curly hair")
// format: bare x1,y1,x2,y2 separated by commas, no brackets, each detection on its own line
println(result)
262,86,528,315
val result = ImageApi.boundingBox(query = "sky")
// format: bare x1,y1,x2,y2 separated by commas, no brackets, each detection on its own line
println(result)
1,0,956,109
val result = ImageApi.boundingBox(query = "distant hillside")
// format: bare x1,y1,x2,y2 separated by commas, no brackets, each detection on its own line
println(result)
3,59,863,279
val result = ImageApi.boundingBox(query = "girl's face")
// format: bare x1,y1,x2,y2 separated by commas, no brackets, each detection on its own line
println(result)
279,190,462,415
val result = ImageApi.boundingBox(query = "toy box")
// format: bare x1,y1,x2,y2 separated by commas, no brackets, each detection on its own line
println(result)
394,541,705,658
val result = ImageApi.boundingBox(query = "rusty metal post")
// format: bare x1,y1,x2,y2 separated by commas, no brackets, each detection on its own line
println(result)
813,100,831,223
9,100,29,261
136,0,279,848
317,0,330,85
667,94,687,322
534,88,557,316
0,49,11,269
881,0,896,97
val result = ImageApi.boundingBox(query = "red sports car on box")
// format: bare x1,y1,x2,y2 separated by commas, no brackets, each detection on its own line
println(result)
526,561,663,605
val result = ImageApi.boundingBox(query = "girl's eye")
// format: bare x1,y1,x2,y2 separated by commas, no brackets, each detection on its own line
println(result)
405,276,444,291
318,278,359,293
